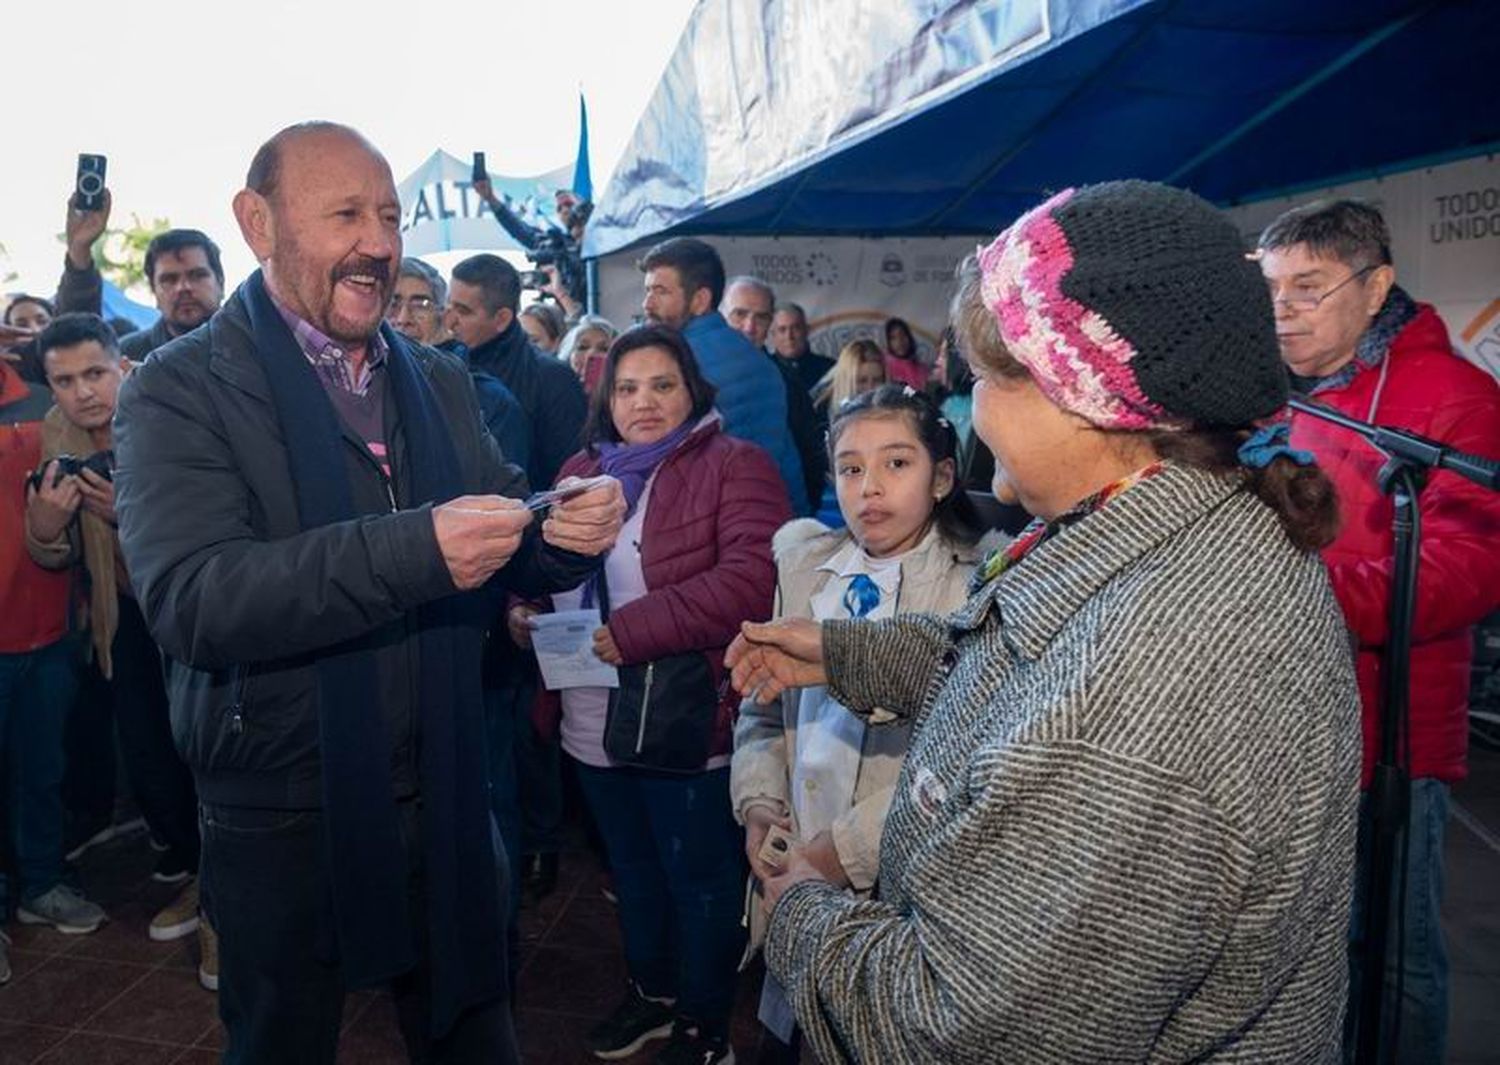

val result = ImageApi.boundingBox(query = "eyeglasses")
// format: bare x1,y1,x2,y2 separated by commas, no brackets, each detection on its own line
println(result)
387,295,436,314
1268,264,1374,312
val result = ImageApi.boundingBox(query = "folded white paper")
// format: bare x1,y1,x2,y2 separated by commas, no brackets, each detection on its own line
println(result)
531,609,620,690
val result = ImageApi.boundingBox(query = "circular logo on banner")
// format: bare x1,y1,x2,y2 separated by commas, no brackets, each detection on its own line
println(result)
805,252,839,287
879,253,907,287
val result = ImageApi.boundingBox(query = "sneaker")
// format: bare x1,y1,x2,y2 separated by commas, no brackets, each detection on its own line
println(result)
585,982,676,1060
197,917,219,992
521,852,559,906
152,851,194,885
149,878,200,941
0,929,11,985
17,884,106,934
63,821,114,863
63,816,147,863
655,1021,735,1065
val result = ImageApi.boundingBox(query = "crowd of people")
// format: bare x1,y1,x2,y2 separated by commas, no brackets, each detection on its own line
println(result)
1,120,1498,1065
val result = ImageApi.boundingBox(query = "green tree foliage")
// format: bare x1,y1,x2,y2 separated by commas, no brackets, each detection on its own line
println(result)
98,215,172,292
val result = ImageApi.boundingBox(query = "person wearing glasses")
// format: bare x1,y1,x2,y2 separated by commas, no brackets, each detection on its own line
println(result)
388,258,529,475
1259,198,1500,1064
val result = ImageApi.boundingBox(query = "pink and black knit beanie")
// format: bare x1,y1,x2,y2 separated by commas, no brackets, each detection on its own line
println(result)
978,179,1287,431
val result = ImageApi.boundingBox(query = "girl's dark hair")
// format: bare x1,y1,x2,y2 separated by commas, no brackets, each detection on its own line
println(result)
583,324,718,449
1146,428,1340,551
884,316,917,361
828,383,984,547
955,249,1339,551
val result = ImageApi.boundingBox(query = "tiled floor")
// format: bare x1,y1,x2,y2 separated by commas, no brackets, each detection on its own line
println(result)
3,744,1497,1064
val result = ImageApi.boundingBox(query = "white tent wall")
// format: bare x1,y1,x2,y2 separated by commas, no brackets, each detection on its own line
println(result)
1224,153,1500,381
594,234,986,362
590,155,1498,379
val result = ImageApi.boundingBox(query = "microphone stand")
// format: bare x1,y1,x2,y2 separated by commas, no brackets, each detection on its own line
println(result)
1288,395,1500,1063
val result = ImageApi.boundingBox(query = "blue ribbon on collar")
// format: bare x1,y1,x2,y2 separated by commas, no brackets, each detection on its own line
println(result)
1238,422,1314,469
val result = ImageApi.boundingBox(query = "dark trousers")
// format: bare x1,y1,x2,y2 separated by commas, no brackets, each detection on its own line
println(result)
200,799,519,1064
575,763,746,1033
62,660,116,844
0,638,77,908
112,595,199,868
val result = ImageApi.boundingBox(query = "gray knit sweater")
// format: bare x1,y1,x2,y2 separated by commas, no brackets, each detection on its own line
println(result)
764,464,1361,1063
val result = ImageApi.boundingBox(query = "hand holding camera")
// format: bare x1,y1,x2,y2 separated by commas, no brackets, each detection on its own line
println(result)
25,460,84,543
65,187,112,270
77,468,117,525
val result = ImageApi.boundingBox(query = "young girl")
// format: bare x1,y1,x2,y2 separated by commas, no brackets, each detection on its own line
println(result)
882,316,927,389
730,383,998,1053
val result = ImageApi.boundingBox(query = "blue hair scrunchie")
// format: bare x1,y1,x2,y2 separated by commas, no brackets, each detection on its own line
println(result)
1238,422,1315,469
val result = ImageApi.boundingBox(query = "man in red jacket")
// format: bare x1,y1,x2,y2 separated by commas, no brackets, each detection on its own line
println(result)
1,345,108,983
1259,199,1500,1063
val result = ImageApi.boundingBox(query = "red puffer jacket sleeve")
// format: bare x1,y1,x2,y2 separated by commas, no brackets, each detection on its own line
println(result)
1320,349,1500,649
609,434,789,663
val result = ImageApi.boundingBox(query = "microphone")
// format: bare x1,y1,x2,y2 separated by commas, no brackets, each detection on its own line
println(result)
1289,395,1500,490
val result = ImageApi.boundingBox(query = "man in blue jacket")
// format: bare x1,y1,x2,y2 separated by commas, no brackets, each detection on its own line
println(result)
641,238,809,515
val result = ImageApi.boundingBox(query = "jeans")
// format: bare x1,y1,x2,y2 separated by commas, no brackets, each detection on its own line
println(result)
0,639,78,908
113,595,200,869
576,763,746,1033
200,799,518,1064
1346,778,1450,1065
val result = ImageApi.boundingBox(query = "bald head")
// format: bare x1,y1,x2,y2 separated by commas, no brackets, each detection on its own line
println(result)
245,121,388,204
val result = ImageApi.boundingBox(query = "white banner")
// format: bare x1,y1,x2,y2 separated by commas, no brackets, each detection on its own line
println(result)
596,235,987,362
1225,154,1500,380
398,149,574,257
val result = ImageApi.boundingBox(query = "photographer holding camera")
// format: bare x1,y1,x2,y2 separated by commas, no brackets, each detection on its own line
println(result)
472,175,590,322
23,314,207,968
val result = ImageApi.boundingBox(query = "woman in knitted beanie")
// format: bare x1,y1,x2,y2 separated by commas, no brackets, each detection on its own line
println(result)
728,180,1362,1064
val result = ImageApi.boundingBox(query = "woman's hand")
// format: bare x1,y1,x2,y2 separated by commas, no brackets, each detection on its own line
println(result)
764,844,830,912
798,830,852,890
743,803,792,883
726,619,826,705
593,625,623,665
507,604,541,650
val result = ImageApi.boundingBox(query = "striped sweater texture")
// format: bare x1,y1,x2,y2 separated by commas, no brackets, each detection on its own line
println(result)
764,464,1361,1064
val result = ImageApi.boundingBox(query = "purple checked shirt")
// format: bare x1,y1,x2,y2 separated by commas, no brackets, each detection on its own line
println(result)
273,299,388,397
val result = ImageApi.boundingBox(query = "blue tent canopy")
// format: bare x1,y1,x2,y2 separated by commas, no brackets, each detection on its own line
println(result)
586,0,1499,257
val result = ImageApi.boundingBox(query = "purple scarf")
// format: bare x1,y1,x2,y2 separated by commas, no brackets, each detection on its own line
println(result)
581,421,695,610
596,421,695,518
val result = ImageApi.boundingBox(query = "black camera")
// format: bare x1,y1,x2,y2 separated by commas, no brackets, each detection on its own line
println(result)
27,450,115,492
522,233,585,302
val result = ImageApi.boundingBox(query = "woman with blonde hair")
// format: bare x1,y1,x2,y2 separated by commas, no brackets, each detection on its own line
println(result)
815,338,886,413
